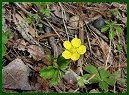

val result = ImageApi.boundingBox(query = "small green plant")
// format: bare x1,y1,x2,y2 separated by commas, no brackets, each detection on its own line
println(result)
40,54,69,86
109,9,121,20
40,38,86,86
2,29,14,57
31,14,43,28
33,2,52,17
77,65,125,92
23,2,52,28
40,8,51,17
114,43,122,53
101,20,123,40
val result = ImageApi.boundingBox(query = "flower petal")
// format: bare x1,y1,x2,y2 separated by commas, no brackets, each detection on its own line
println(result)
71,53,80,61
63,41,72,50
71,38,81,48
62,50,71,59
77,45,86,54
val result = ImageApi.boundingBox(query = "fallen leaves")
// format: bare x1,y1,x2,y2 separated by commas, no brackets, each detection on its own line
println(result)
2,2,127,93
13,13,39,45
2,58,31,90
27,45,45,61
69,15,79,28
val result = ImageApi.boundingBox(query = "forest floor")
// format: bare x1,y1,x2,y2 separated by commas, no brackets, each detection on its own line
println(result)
2,2,127,93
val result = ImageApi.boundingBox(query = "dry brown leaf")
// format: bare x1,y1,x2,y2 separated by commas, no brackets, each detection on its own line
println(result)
2,58,31,90
69,15,79,28
99,39,109,60
13,13,40,45
14,39,27,51
27,45,45,61
51,4,62,18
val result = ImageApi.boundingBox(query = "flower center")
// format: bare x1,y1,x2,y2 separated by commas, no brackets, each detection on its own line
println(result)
70,47,78,53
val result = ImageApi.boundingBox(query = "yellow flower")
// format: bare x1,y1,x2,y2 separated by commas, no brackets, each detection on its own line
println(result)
62,38,86,61
63,41,72,49
71,38,81,48
62,50,71,59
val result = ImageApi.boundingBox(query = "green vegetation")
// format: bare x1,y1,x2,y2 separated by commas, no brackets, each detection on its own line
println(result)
101,20,122,40
40,54,69,86
77,65,125,92
2,29,14,57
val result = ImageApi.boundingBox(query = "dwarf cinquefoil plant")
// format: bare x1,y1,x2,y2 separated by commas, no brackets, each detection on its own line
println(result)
40,38,86,86
62,38,86,61
40,55,69,86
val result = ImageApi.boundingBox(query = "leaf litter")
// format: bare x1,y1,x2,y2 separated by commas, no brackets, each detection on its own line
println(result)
2,2,127,93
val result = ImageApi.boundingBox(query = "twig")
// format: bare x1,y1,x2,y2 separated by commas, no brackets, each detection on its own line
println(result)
85,24,92,55
14,3,32,16
45,26,59,58
59,2,69,41
105,40,112,70
45,18,64,42
38,33,58,41
88,24,108,43
73,88,80,93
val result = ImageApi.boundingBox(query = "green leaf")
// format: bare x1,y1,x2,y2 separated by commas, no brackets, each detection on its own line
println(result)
40,66,56,79
99,81,108,91
101,25,109,32
47,54,54,64
57,55,69,70
2,44,7,57
105,20,111,25
83,74,91,79
40,9,51,17
104,78,115,86
2,34,8,44
98,68,111,80
83,65,98,74
109,28,115,40
77,76,88,88
89,73,101,83
49,69,59,86
38,23,43,28
114,25,123,33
